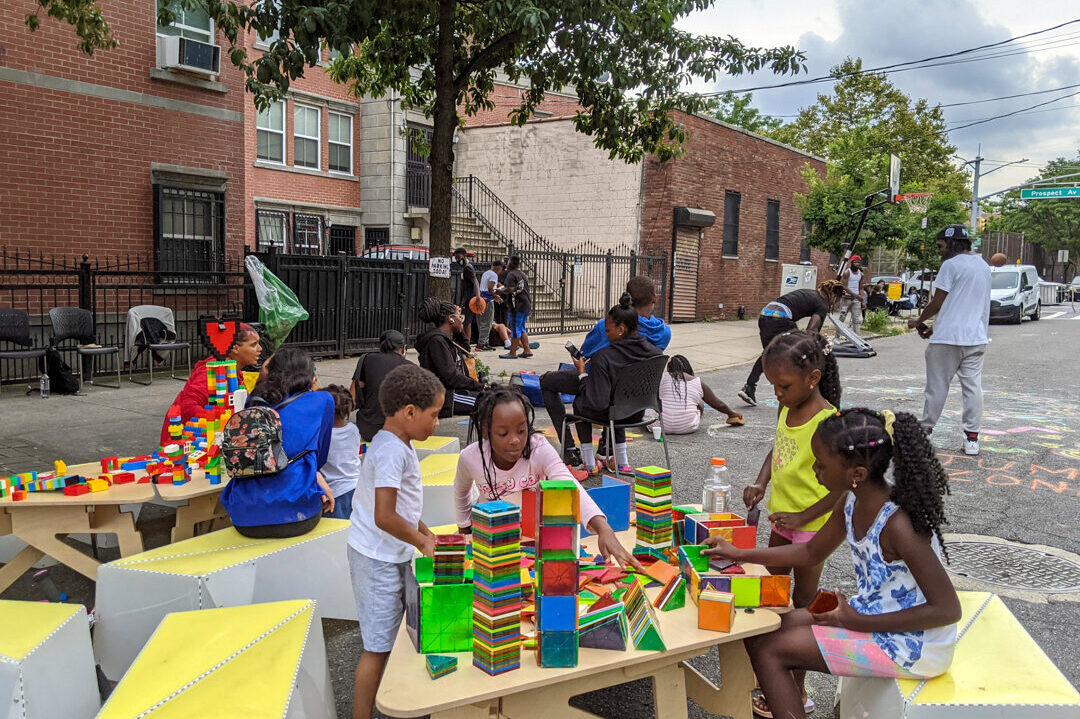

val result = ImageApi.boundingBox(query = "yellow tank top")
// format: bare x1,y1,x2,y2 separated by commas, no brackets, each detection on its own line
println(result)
767,404,837,531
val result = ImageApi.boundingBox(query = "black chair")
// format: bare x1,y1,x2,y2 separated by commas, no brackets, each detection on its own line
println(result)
49,307,121,389
0,309,48,397
560,354,671,478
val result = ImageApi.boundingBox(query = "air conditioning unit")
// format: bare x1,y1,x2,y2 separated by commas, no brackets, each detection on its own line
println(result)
157,35,220,75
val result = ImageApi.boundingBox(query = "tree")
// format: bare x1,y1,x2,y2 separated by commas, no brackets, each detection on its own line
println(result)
28,0,804,298
705,91,781,134
777,58,967,259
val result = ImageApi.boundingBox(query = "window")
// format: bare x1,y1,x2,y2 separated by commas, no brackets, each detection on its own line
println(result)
722,191,740,257
256,210,289,252
800,221,812,263
293,104,320,169
293,214,323,254
328,112,353,173
253,0,279,47
155,186,223,276
364,226,390,249
157,0,213,44
765,199,780,261
256,100,285,163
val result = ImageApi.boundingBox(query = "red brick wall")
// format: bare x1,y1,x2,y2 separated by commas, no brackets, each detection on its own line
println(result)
462,82,582,127
0,0,246,258
639,111,831,320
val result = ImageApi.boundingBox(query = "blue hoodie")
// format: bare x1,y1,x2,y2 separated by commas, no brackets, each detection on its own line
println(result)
580,314,671,357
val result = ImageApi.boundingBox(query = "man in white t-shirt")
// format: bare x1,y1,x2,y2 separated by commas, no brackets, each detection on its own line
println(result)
908,224,991,456
475,260,502,351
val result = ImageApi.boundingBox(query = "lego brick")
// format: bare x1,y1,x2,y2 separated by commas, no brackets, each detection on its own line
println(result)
760,574,792,607
730,576,762,607
538,630,578,667
64,484,90,497
111,472,136,485
86,478,109,492
537,595,577,632
698,589,735,632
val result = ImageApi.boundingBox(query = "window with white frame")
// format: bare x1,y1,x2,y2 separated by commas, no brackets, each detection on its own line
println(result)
157,0,213,44
328,112,352,174
256,209,289,252
253,0,279,47
256,100,285,163
293,104,320,169
293,214,323,254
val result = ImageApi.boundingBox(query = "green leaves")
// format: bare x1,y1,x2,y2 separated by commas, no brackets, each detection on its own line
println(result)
27,0,118,54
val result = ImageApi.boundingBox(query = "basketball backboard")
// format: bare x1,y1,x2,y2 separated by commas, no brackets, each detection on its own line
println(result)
889,154,901,202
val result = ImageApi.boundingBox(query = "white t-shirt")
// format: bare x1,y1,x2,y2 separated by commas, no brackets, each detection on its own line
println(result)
348,429,423,563
479,269,499,297
321,423,362,498
930,253,990,346
658,374,705,434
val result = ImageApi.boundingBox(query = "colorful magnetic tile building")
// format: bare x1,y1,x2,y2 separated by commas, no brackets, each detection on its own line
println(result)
622,579,665,651
633,466,673,549
472,501,523,675
433,534,467,585
578,603,629,651
426,654,457,680
698,588,735,632
536,481,582,667
653,575,686,612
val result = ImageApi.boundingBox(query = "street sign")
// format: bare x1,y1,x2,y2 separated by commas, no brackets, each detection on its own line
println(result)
1020,187,1080,199
428,257,451,278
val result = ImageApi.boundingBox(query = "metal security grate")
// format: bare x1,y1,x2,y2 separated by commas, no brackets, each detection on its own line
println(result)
945,540,1080,593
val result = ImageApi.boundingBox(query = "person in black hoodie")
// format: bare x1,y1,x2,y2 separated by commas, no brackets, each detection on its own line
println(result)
415,297,485,416
541,293,661,474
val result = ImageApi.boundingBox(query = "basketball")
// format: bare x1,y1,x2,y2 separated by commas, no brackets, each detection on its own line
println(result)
990,253,1007,267
469,296,487,314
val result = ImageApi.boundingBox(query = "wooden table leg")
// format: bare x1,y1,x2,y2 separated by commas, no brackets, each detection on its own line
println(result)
432,699,500,719
0,544,47,594
91,504,144,557
171,494,227,543
683,640,756,719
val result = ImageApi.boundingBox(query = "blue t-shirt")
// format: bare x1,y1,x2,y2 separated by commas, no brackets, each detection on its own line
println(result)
580,314,671,357
221,391,335,527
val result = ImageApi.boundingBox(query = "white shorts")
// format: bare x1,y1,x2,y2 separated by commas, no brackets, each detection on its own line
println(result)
348,546,408,653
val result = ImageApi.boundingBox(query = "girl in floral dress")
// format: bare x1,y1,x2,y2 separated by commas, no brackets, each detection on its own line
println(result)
706,408,961,719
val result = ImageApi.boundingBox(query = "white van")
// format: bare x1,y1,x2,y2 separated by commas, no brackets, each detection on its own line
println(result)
990,264,1042,323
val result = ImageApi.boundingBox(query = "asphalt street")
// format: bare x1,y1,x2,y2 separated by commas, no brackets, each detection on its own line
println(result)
3,307,1079,718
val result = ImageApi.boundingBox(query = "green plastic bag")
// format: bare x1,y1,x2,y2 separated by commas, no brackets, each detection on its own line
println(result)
245,256,309,349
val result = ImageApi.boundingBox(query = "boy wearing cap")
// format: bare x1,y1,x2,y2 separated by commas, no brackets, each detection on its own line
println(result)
837,254,867,338
908,224,991,456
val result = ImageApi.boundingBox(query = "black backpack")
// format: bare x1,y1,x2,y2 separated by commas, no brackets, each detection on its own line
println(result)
39,348,81,395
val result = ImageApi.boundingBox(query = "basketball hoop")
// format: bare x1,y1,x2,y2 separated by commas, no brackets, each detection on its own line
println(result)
898,192,933,215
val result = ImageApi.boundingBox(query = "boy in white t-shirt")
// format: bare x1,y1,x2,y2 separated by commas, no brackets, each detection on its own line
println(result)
321,385,362,519
349,364,445,719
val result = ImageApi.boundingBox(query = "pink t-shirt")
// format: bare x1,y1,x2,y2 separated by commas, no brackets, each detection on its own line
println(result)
454,433,604,530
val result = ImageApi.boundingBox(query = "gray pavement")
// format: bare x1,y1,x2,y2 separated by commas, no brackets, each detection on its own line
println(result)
3,310,1080,717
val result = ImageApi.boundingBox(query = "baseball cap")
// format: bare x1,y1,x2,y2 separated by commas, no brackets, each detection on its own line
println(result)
850,254,862,263
936,224,969,240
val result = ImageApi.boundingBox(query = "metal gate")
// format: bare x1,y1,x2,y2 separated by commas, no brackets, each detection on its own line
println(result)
671,226,701,321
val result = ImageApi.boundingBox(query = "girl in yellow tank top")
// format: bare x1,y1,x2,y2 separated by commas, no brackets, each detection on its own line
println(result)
742,330,843,714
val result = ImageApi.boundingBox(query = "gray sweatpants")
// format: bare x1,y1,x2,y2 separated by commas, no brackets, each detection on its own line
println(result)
921,343,986,434
476,299,495,347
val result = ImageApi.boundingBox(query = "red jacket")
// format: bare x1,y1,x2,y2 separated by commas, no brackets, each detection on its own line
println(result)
159,358,211,446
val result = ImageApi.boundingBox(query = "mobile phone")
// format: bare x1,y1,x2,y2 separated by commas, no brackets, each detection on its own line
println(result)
565,341,582,359
807,588,838,614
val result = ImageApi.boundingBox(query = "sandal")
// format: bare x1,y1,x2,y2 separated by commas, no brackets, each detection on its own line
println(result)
750,690,813,718
520,352,535,358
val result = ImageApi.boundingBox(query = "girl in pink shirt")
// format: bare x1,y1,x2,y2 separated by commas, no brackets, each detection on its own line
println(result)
454,386,641,570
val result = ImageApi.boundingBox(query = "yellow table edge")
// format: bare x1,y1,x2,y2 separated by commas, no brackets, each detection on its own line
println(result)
0,600,84,662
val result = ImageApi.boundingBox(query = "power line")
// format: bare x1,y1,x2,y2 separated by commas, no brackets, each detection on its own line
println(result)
947,89,1080,131
939,82,1080,108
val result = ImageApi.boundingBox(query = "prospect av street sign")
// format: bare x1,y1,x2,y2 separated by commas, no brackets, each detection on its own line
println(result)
1021,187,1080,199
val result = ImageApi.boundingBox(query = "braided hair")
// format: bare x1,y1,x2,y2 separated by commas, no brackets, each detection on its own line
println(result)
418,296,456,326
817,280,846,313
762,329,842,408
817,408,950,557
471,384,536,501
665,354,694,403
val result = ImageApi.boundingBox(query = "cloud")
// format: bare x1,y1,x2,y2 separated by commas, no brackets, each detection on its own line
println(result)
707,0,1080,195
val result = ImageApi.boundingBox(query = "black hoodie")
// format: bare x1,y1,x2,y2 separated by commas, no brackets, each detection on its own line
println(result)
415,327,484,395
574,333,661,418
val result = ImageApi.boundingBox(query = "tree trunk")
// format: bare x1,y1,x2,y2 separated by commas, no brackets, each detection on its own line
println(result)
428,0,457,301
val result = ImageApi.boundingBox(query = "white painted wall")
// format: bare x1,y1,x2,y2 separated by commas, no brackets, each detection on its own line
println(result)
455,121,643,253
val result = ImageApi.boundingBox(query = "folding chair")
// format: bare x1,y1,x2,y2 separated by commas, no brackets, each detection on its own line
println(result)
0,309,47,397
49,307,121,389
560,354,671,478
126,306,191,385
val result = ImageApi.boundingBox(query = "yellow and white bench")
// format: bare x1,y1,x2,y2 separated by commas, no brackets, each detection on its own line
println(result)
93,518,352,680
419,453,460,527
0,600,100,719
97,599,335,719
838,591,1080,718
412,435,460,460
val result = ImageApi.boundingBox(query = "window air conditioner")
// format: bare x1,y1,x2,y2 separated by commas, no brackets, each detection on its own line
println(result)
157,35,221,75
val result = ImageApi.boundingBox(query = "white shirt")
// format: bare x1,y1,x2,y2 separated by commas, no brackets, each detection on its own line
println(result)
348,429,423,563
847,268,863,295
930,253,990,346
321,423,362,498
658,374,704,434
479,269,499,296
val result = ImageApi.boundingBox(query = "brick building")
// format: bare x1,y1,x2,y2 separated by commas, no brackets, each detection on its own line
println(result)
455,109,830,320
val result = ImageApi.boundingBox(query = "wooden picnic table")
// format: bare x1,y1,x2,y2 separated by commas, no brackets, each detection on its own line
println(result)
376,525,783,719
153,471,230,543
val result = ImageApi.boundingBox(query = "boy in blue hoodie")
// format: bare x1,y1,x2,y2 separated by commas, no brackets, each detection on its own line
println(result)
580,276,670,356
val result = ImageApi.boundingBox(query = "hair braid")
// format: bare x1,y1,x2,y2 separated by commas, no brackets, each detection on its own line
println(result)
470,384,536,501
763,329,842,407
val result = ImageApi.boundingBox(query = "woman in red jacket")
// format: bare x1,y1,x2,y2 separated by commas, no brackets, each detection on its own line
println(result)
158,324,262,446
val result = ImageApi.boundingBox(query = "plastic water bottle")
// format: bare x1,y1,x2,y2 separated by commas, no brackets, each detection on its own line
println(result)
40,372,50,399
702,457,730,513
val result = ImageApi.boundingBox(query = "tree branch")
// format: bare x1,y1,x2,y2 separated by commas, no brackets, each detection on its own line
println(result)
454,30,522,91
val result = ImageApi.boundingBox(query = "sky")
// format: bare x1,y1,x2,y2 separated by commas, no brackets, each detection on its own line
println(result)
677,0,1080,198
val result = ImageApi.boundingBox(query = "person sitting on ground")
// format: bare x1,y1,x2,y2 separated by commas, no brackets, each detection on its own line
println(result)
540,293,661,475
738,280,845,407
453,385,642,571
351,330,411,442
647,355,743,435
580,275,671,356
414,297,485,416
221,348,335,538
159,322,262,445
321,384,362,520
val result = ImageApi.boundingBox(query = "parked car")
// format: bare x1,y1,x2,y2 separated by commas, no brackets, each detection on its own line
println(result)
990,264,1042,324
902,269,936,299
360,245,429,260
870,275,903,289
1069,277,1080,302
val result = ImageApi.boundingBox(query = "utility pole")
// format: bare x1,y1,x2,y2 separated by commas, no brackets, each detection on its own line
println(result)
969,150,982,234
